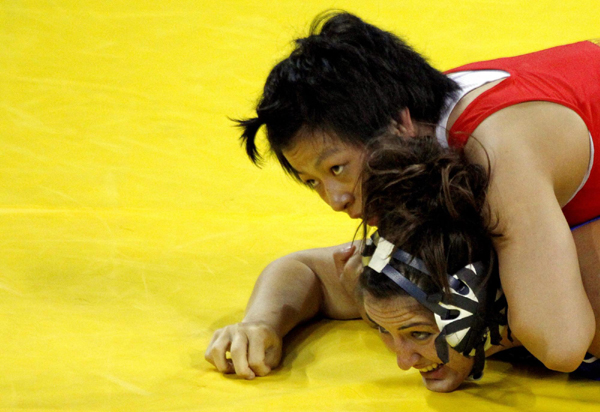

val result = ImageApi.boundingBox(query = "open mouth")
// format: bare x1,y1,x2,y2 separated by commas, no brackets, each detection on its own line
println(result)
418,363,444,374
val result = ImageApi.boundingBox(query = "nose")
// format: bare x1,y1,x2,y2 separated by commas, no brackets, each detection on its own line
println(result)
324,180,354,213
394,340,421,371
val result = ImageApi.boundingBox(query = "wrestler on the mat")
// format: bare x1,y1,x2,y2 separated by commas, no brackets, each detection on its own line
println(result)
205,12,600,386
350,131,598,392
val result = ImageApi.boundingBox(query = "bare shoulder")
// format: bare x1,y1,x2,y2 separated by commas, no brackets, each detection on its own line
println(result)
464,101,590,207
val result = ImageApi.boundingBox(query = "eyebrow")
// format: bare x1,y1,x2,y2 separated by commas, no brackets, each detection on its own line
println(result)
365,312,432,331
292,145,343,177
314,146,342,169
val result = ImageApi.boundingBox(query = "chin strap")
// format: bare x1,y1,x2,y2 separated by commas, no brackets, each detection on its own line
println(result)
362,232,508,380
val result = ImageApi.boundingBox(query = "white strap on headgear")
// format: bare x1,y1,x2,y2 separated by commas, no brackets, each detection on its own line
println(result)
367,237,395,273
435,266,480,348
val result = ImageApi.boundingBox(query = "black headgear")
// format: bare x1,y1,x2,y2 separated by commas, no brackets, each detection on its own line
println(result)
362,231,508,379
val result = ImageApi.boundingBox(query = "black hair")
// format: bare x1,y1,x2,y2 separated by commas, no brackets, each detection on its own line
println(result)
236,11,459,181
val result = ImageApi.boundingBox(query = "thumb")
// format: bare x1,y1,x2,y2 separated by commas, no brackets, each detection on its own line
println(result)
333,244,356,275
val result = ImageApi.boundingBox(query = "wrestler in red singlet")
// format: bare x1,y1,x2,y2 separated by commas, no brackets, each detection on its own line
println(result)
446,40,600,227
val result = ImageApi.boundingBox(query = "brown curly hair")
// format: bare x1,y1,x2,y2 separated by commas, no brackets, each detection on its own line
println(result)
360,132,499,292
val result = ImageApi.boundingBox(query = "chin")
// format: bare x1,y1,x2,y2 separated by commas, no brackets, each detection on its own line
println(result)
422,377,464,393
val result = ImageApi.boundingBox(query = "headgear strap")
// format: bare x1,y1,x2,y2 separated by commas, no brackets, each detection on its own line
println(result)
362,232,507,380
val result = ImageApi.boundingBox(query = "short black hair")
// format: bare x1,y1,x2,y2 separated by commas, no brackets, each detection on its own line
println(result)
236,11,459,180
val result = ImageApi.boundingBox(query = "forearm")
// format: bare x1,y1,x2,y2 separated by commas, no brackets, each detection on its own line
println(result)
206,246,360,379
500,252,595,371
243,253,323,338
498,239,595,370
492,200,595,371
507,302,595,372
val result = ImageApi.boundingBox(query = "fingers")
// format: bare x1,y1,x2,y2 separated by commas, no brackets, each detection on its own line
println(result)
264,343,283,372
333,244,356,275
262,335,283,373
338,248,364,299
230,332,256,379
246,337,269,377
205,328,235,374
247,332,281,377
205,323,283,380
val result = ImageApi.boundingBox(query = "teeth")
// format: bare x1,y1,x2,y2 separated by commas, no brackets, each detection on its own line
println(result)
418,363,441,373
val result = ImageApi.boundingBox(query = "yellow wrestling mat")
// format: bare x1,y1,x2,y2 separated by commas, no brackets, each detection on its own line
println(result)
1,1,599,410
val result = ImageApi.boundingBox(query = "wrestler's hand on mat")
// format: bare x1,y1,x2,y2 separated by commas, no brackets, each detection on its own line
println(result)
205,322,282,379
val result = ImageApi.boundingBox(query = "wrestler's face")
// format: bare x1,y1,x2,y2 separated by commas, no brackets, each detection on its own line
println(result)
363,293,474,392
282,132,366,219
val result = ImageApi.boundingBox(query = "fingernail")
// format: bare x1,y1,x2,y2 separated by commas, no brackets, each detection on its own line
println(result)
342,245,353,252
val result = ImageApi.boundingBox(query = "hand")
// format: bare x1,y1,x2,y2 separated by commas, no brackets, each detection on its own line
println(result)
205,322,283,379
334,244,362,299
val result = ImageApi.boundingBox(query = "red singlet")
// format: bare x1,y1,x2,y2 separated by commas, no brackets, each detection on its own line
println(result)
446,41,600,227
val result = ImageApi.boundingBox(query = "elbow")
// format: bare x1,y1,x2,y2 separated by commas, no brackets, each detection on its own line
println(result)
509,316,594,373
540,348,587,373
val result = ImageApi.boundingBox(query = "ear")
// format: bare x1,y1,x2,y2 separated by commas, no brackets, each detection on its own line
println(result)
395,108,418,137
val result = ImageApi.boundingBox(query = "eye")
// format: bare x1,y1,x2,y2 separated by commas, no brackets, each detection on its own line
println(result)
304,179,319,189
377,326,389,335
331,165,344,176
411,331,432,341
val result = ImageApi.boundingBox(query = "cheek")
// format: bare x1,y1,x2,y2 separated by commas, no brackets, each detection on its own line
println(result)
314,187,327,202
378,333,395,351
349,167,363,190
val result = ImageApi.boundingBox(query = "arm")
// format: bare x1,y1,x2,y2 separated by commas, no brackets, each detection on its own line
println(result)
466,103,596,372
492,203,594,371
572,220,600,357
205,243,362,379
